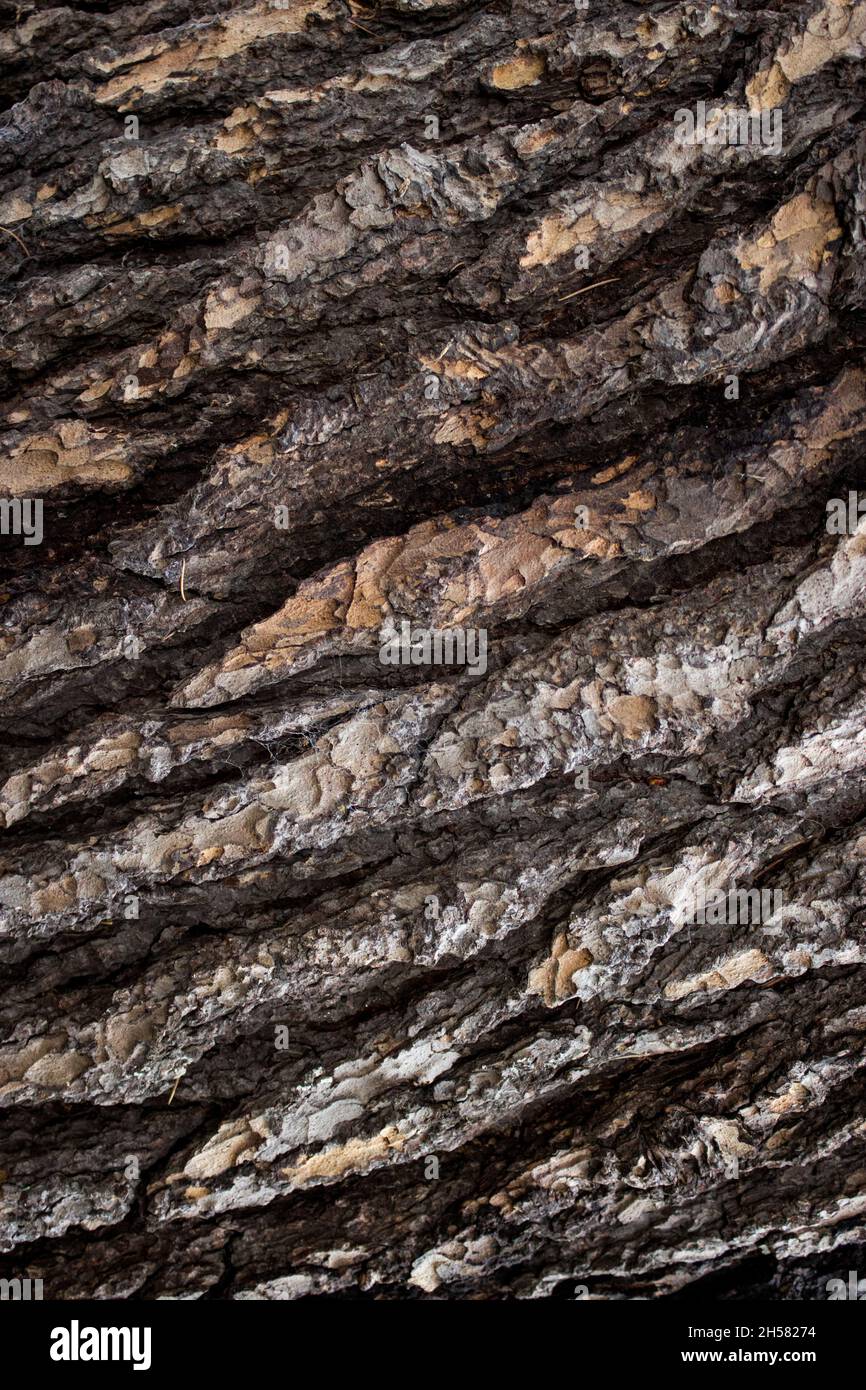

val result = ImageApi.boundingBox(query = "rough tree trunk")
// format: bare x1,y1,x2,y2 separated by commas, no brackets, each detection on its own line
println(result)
1,0,865,1302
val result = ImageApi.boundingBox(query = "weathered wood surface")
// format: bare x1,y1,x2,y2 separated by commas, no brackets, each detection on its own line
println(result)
1,0,866,1299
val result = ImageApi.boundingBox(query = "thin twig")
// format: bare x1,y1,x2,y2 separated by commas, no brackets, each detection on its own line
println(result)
180,558,187,602
557,276,620,302
168,1075,182,1105
0,225,31,257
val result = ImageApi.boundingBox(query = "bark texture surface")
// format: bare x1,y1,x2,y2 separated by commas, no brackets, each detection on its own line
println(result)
1,0,866,1300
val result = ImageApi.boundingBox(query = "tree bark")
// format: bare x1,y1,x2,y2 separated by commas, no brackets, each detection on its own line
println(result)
1,0,866,1300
